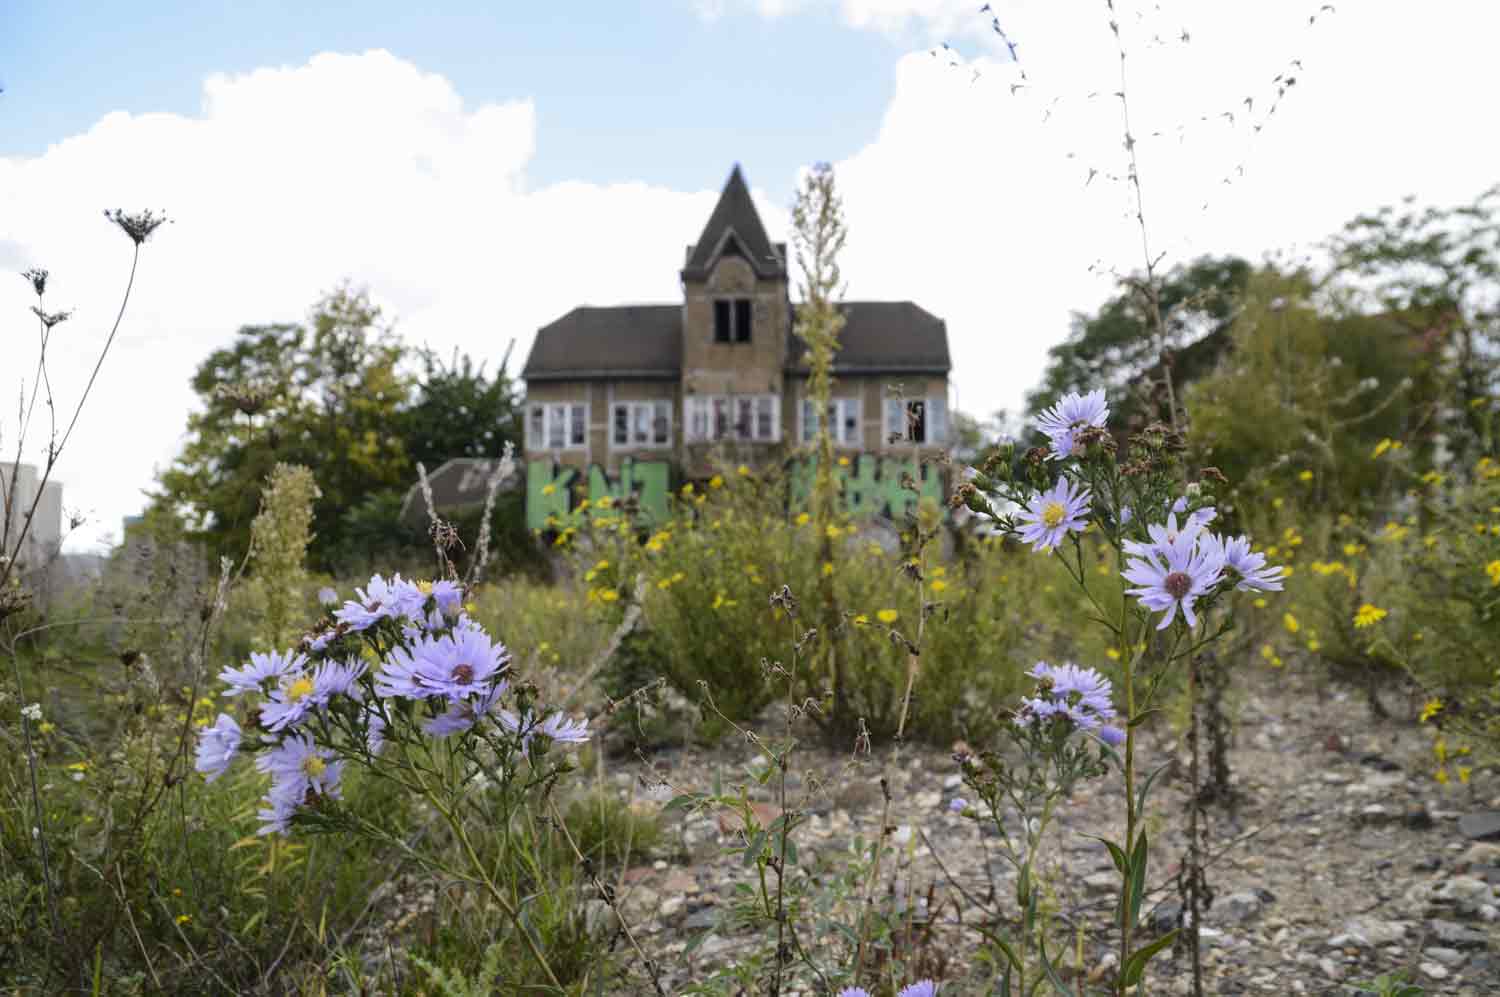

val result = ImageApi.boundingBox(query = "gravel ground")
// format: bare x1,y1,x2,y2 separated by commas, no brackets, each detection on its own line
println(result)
598,665,1500,995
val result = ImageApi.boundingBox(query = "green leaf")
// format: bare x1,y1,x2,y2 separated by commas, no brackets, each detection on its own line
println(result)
663,794,698,812
970,924,1024,973
1135,761,1173,814
1083,833,1128,876
743,829,767,867
1036,937,1077,997
1121,929,1177,987
1128,830,1149,925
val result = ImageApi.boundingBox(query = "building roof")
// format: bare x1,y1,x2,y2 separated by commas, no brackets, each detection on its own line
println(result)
522,305,682,381
788,301,951,375
523,300,950,381
681,165,786,281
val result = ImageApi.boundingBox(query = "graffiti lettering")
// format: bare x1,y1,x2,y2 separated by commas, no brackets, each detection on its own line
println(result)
526,459,672,530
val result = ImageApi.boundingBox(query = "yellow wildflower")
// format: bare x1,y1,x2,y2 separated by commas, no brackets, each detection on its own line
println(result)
1419,699,1442,723
931,579,948,593
1458,766,1472,784
176,914,192,926
541,483,557,496
1272,497,1284,509
1306,638,1321,652
876,609,899,624
1372,438,1395,458
837,456,850,467
825,524,841,540
1488,560,1500,586
1253,598,1267,609
853,613,869,625
822,561,834,576
1106,648,1121,661
599,589,619,603
737,464,751,477
1298,469,1313,482
1435,768,1450,785
1342,543,1365,557
1353,603,1386,628
1282,612,1299,634
709,474,724,489
795,512,811,526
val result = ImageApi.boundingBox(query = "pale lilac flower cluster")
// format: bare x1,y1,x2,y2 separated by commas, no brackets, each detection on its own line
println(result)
1020,661,1124,746
1122,508,1282,630
1035,388,1109,459
840,981,936,997
1016,477,1092,553
195,573,590,835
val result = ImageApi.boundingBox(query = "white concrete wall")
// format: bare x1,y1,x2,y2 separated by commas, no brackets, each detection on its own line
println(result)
1,462,63,573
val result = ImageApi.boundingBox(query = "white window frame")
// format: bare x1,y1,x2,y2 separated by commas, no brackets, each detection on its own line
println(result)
800,396,863,447
610,399,673,450
685,394,781,443
884,393,948,447
526,402,589,451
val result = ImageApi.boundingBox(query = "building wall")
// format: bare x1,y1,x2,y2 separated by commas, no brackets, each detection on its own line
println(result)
1,463,64,597
681,256,788,398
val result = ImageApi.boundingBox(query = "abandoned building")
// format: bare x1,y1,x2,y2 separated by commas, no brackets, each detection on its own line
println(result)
520,165,952,527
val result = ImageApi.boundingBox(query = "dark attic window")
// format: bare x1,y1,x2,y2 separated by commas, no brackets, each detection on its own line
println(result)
734,298,752,342
714,299,732,343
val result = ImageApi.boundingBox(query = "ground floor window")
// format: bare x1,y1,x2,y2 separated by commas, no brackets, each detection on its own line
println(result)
800,397,862,446
612,400,672,447
526,402,588,450
884,395,947,445
686,394,780,442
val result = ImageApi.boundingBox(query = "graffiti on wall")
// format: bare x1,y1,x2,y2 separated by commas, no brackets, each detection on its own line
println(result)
526,459,672,531
526,454,944,532
787,455,945,522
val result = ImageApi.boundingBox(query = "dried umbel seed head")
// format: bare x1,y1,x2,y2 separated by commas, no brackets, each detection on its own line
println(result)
1024,446,1050,466
30,306,72,330
1200,466,1229,486
21,268,48,296
1074,424,1117,455
104,208,170,246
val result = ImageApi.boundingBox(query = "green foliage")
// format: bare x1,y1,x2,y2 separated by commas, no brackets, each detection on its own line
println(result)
247,463,320,646
152,286,528,577
1026,255,1251,431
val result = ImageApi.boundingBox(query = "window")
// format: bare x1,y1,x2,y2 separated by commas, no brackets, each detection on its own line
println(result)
527,403,589,450
885,394,948,446
713,297,753,343
611,400,672,448
686,394,780,442
801,397,862,447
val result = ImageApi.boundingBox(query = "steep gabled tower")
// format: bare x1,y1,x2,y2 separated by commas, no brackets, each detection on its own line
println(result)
679,166,791,427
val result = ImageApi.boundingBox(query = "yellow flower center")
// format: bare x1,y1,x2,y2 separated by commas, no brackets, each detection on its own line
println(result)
286,677,314,702
1041,501,1066,528
302,755,326,778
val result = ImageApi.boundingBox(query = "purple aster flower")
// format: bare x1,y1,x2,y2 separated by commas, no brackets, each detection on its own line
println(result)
948,797,968,813
1043,663,1115,716
1202,533,1284,592
1035,389,1109,459
259,669,322,732
311,659,365,701
1016,477,1092,552
499,709,591,751
375,629,510,701
837,990,870,997
1123,531,1225,630
220,649,302,697
430,578,464,615
365,710,387,756
334,574,417,632
195,713,242,782
1023,661,1117,733
899,983,937,997
1099,724,1126,747
317,586,340,607
422,680,510,738
255,733,343,805
256,789,300,837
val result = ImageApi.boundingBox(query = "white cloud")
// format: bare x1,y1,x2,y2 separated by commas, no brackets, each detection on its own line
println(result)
0,50,783,551
5,3,1499,553
828,0,1500,424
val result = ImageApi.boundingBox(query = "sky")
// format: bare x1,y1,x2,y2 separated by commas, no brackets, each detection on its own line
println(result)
2,0,1499,551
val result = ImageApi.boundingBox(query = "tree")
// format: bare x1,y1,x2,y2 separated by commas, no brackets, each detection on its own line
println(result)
1026,255,1252,432
153,286,413,571
400,346,520,471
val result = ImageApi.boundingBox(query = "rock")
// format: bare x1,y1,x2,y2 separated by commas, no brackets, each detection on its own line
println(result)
1428,919,1490,949
1418,961,1449,981
660,894,685,918
1359,752,1401,772
914,790,942,809
1459,811,1500,841
682,906,716,931
1337,915,1406,947
1213,890,1264,923
1434,874,1496,911
942,774,962,791
1317,956,1341,980
661,869,697,895
1424,946,1465,967
1083,871,1117,893
1149,899,1183,934
1459,842,1500,867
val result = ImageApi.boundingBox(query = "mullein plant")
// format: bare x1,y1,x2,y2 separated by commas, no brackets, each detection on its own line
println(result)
195,573,591,991
952,389,1283,996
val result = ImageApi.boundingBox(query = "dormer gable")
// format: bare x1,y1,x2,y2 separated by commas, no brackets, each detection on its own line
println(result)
681,164,786,282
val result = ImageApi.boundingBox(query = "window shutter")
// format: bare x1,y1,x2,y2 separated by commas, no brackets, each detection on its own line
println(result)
714,301,732,343
734,298,752,342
